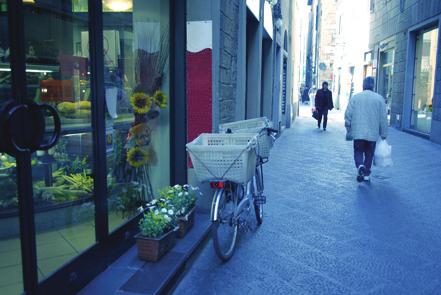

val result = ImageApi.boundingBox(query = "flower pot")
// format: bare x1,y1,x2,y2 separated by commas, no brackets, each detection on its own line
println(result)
177,207,196,238
135,229,177,262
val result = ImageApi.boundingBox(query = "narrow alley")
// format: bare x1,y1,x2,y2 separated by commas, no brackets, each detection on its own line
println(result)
172,109,441,295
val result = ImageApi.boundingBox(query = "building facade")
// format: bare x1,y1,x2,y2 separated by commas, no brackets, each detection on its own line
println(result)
332,0,371,111
369,0,441,144
305,0,336,91
315,0,337,89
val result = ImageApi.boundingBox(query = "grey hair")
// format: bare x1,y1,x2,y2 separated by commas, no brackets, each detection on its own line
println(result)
363,76,375,91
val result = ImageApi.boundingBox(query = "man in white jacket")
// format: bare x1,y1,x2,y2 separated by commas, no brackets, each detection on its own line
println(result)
344,77,388,182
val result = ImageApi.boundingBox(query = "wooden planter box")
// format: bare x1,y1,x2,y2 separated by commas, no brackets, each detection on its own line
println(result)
177,207,196,238
135,229,177,262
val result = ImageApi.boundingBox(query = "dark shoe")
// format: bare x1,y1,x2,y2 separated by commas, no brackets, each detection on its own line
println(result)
323,128,326,131
357,165,366,183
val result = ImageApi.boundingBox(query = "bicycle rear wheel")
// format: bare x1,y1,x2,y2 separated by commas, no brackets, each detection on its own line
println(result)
253,164,264,225
212,185,239,261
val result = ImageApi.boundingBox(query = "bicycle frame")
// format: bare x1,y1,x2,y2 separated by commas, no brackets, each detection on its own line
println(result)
210,164,261,223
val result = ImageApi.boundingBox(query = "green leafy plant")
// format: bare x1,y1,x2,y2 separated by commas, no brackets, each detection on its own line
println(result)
138,209,175,238
0,153,16,169
38,186,86,203
0,175,18,208
159,184,199,217
52,139,69,165
113,181,144,218
70,156,90,174
62,172,94,193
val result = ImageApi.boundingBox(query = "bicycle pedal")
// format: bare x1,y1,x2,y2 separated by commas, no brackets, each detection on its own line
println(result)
254,195,266,205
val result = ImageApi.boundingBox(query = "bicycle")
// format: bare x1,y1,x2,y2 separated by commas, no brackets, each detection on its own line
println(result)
187,119,277,261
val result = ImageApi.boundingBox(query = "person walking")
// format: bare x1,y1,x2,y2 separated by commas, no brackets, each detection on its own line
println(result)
314,81,334,131
344,77,388,182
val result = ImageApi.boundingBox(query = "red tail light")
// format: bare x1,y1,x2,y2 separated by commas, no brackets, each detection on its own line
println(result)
210,181,225,189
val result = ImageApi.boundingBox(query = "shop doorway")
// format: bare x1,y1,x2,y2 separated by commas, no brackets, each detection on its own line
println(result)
410,27,438,134
378,49,394,125
0,1,176,294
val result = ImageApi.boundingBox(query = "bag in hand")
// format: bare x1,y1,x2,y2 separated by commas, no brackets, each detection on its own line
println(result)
312,110,319,120
374,139,393,167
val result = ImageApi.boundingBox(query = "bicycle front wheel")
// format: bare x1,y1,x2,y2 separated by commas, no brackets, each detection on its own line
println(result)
212,186,239,261
254,164,264,225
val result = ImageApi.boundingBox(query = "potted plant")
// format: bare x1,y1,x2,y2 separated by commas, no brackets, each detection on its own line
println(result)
159,184,200,238
135,205,177,262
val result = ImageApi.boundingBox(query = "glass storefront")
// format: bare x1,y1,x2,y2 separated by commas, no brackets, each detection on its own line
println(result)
98,0,172,232
20,0,96,281
379,49,394,124
411,27,439,134
0,3,24,294
0,1,176,294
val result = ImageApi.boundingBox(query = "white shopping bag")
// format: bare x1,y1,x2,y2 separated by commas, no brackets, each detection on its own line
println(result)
374,139,393,167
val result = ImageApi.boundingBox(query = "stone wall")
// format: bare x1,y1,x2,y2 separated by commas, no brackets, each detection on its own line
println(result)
219,0,240,124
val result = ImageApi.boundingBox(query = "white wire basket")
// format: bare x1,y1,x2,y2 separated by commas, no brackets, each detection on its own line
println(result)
219,117,274,159
219,117,273,133
186,133,258,184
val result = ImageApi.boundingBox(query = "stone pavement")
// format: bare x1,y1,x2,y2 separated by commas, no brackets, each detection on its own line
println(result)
172,108,441,295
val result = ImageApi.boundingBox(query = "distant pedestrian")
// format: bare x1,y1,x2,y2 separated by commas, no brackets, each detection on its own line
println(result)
314,81,334,131
344,77,388,182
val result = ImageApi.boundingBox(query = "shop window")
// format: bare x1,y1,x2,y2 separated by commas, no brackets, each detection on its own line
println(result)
14,1,97,280
102,0,171,230
379,49,394,124
0,2,24,294
411,27,438,134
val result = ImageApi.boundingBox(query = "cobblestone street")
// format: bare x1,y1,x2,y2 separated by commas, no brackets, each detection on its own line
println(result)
173,108,441,295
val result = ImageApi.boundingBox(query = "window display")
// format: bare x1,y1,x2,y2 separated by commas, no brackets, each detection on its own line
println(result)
411,27,438,134
0,4,24,294
379,49,394,124
18,1,96,281
105,0,171,231
0,0,173,291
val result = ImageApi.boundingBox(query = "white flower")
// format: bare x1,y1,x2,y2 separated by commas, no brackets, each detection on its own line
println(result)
178,192,183,197
181,208,186,215
164,215,171,222
168,209,174,215
137,206,144,212
161,208,167,213
154,210,159,215
184,192,189,196
151,199,157,205
173,184,180,190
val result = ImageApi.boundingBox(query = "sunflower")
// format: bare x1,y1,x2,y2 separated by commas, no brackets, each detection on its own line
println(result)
153,90,168,109
130,92,152,114
127,147,149,168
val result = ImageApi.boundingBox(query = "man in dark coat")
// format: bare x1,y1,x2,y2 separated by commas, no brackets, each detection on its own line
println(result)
314,81,334,131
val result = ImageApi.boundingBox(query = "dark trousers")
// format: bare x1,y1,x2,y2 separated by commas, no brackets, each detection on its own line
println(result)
354,140,376,175
317,109,328,129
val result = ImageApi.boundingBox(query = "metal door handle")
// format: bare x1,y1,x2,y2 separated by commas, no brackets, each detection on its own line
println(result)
35,104,61,151
6,104,31,153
